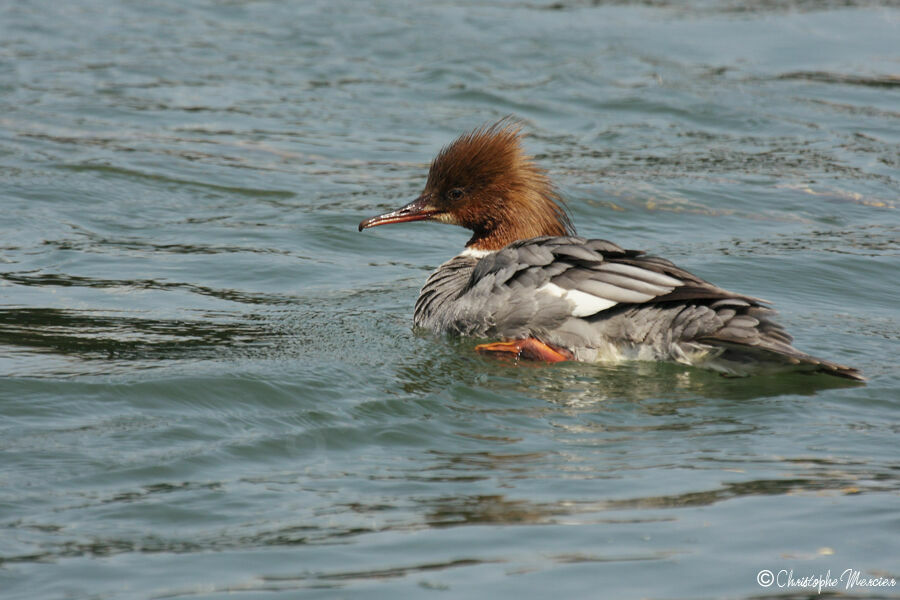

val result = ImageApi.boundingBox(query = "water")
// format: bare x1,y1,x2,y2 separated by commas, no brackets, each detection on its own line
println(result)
1,1,898,598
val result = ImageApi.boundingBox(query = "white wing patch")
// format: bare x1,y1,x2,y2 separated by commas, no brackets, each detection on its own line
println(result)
538,263,684,318
538,282,618,317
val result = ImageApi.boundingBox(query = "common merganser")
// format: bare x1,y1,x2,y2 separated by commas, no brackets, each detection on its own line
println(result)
359,121,863,381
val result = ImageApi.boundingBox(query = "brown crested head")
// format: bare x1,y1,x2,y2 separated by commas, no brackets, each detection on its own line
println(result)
358,119,574,251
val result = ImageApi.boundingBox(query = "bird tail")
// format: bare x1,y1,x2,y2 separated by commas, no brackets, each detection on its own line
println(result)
700,339,864,381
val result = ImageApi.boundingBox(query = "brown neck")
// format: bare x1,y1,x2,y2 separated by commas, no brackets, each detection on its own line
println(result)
464,189,574,251
467,218,569,251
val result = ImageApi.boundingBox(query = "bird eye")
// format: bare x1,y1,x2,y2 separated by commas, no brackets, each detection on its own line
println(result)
448,188,464,201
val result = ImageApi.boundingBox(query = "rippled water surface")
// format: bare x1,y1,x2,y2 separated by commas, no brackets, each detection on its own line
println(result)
1,1,899,598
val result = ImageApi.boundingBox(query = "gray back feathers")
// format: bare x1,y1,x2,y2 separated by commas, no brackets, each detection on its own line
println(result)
413,236,863,380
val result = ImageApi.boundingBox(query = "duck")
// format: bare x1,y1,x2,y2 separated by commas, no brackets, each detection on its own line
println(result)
358,120,863,381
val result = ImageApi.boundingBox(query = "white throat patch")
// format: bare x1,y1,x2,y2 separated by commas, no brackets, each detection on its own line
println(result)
460,247,495,259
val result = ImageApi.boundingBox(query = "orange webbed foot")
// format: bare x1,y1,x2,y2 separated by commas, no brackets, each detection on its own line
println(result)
475,338,573,363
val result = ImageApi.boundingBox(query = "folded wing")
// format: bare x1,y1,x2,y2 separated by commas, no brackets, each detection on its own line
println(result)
467,235,764,319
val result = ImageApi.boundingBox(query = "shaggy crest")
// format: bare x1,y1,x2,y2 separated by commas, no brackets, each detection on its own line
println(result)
425,120,574,250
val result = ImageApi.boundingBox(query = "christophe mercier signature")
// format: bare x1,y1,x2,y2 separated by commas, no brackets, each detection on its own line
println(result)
757,568,897,593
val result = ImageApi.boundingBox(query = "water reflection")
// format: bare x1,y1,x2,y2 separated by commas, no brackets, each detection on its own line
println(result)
775,71,900,88
0,306,269,372
393,334,861,405
1,272,298,305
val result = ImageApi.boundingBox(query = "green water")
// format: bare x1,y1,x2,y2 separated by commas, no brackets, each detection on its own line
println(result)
1,1,898,599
